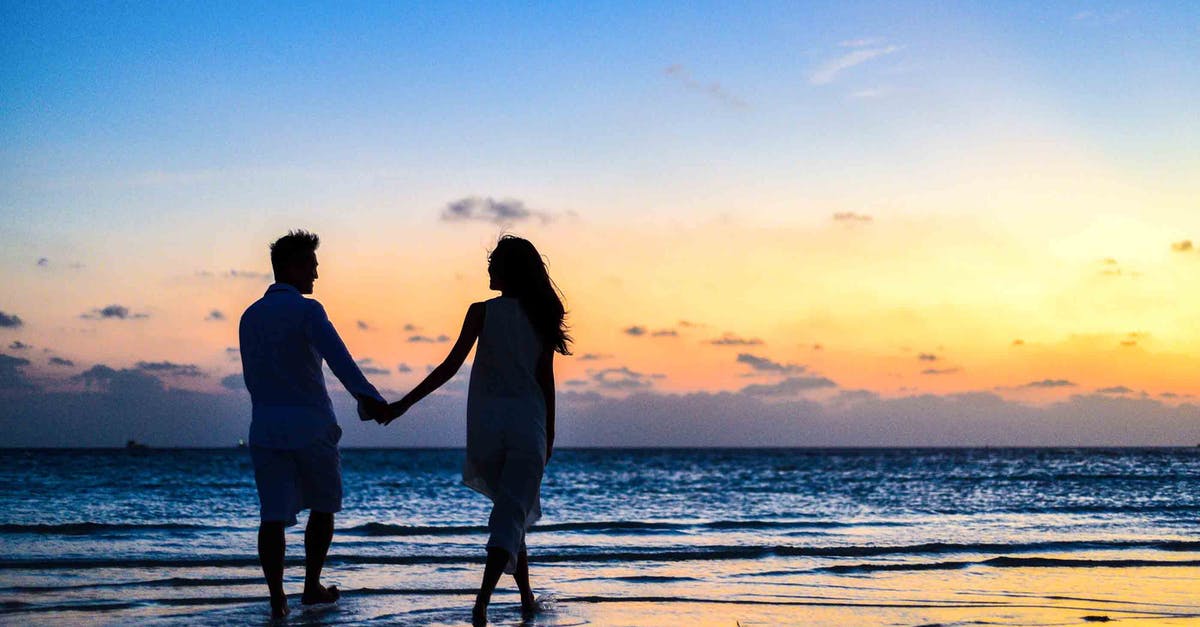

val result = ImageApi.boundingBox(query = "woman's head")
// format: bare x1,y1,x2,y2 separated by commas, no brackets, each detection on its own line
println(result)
488,235,572,355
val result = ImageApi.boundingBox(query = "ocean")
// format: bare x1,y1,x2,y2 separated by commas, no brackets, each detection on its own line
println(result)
1,448,1198,626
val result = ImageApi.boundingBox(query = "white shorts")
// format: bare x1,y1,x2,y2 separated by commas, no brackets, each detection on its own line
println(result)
250,424,342,526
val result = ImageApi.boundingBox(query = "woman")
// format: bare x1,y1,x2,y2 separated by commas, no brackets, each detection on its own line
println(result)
386,235,571,625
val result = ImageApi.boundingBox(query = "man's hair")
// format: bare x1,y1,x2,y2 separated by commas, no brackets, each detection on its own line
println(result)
269,230,320,274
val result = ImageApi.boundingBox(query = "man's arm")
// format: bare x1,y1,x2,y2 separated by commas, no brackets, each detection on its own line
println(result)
305,302,387,419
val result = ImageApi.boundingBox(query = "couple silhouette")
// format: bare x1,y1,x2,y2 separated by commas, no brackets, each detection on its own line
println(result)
238,230,570,624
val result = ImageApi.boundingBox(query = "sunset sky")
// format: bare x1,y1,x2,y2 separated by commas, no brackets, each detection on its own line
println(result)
2,2,1198,447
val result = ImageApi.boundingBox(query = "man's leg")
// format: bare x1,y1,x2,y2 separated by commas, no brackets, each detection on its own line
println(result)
258,521,288,618
301,511,339,604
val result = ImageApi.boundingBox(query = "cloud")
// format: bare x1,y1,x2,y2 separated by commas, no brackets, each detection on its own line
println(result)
1022,379,1077,389
849,87,889,100
663,64,748,109
1172,240,1194,253
736,353,806,375
592,367,657,390
810,44,901,85
397,363,413,373
922,368,961,376
0,311,23,328
198,269,273,280
36,257,49,267
221,374,245,391
0,354,36,390
623,325,647,336
408,334,450,343
678,320,706,328
651,329,679,337
403,323,419,332
578,353,612,361
1097,386,1134,395
355,358,391,376
833,211,873,223
1012,339,1025,346
441,196,550,225
917,353,938,362
48,357,74,367
356,320,370,331
82,305,148,320
740,376,838,397
8,341,30,350
707,333,764,346
136,361,204,377
205,310,225,321
76,364,165,395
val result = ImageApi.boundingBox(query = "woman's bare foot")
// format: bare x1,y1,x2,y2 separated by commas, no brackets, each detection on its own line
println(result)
300,583,340,606
520,591,539,618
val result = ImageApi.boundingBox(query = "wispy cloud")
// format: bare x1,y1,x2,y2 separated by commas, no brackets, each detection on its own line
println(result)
810,43,901,85
441,196,551,225
592,367,661,390
578,353,612,361
663,64,748,109
205,310,225,322
408,334,450,343
8,341,31,350
707,333,764,346
1171,240,1194,253
355,358,391,376
136,361,204,377
82,305,148,320
833,211,873,223
1021,379,1077,389
736,353,806,375
49,356,74,367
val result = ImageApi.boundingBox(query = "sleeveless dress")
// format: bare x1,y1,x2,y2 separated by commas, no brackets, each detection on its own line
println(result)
463,296,547,568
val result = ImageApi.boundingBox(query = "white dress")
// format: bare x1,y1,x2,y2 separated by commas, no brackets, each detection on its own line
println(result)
463,296,547,567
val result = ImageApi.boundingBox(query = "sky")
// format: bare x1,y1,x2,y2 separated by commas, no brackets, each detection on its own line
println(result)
2,1,1199,447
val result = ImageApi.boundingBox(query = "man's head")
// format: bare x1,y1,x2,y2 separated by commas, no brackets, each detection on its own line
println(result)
270,230,320,294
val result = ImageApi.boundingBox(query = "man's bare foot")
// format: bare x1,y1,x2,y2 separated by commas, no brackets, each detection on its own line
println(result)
300,584,340,606
270,596,290,620
472,600,487,626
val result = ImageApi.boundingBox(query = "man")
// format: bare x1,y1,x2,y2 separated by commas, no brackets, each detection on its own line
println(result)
239,229,389,619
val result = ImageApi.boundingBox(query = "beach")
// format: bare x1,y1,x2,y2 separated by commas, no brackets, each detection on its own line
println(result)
2,448,1198,625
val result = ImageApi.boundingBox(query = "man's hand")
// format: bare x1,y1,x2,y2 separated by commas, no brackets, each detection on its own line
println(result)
356,396,390,423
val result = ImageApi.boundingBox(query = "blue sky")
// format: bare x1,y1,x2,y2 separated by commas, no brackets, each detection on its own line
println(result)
2,2,1198,446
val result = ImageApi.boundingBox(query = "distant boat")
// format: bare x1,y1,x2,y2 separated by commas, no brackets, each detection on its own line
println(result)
125,439,148,450
237,439,247,448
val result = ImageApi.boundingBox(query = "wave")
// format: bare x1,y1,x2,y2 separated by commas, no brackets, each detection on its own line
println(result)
822,556,1200,574
0,522,228,535
342,519,897,537
4,538,1198,571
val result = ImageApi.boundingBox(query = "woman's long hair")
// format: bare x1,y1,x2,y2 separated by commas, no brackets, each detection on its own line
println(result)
488,235,572,355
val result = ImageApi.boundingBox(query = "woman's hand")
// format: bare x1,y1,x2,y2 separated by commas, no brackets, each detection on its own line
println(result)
383,397,412,426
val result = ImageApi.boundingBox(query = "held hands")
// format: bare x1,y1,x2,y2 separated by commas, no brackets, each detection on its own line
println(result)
356,395,390,424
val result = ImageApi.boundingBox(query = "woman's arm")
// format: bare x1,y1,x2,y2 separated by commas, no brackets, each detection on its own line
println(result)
536,347,555,461
385,302,484,424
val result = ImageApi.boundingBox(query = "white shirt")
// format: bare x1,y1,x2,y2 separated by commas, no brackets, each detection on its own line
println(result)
238,283,384,449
